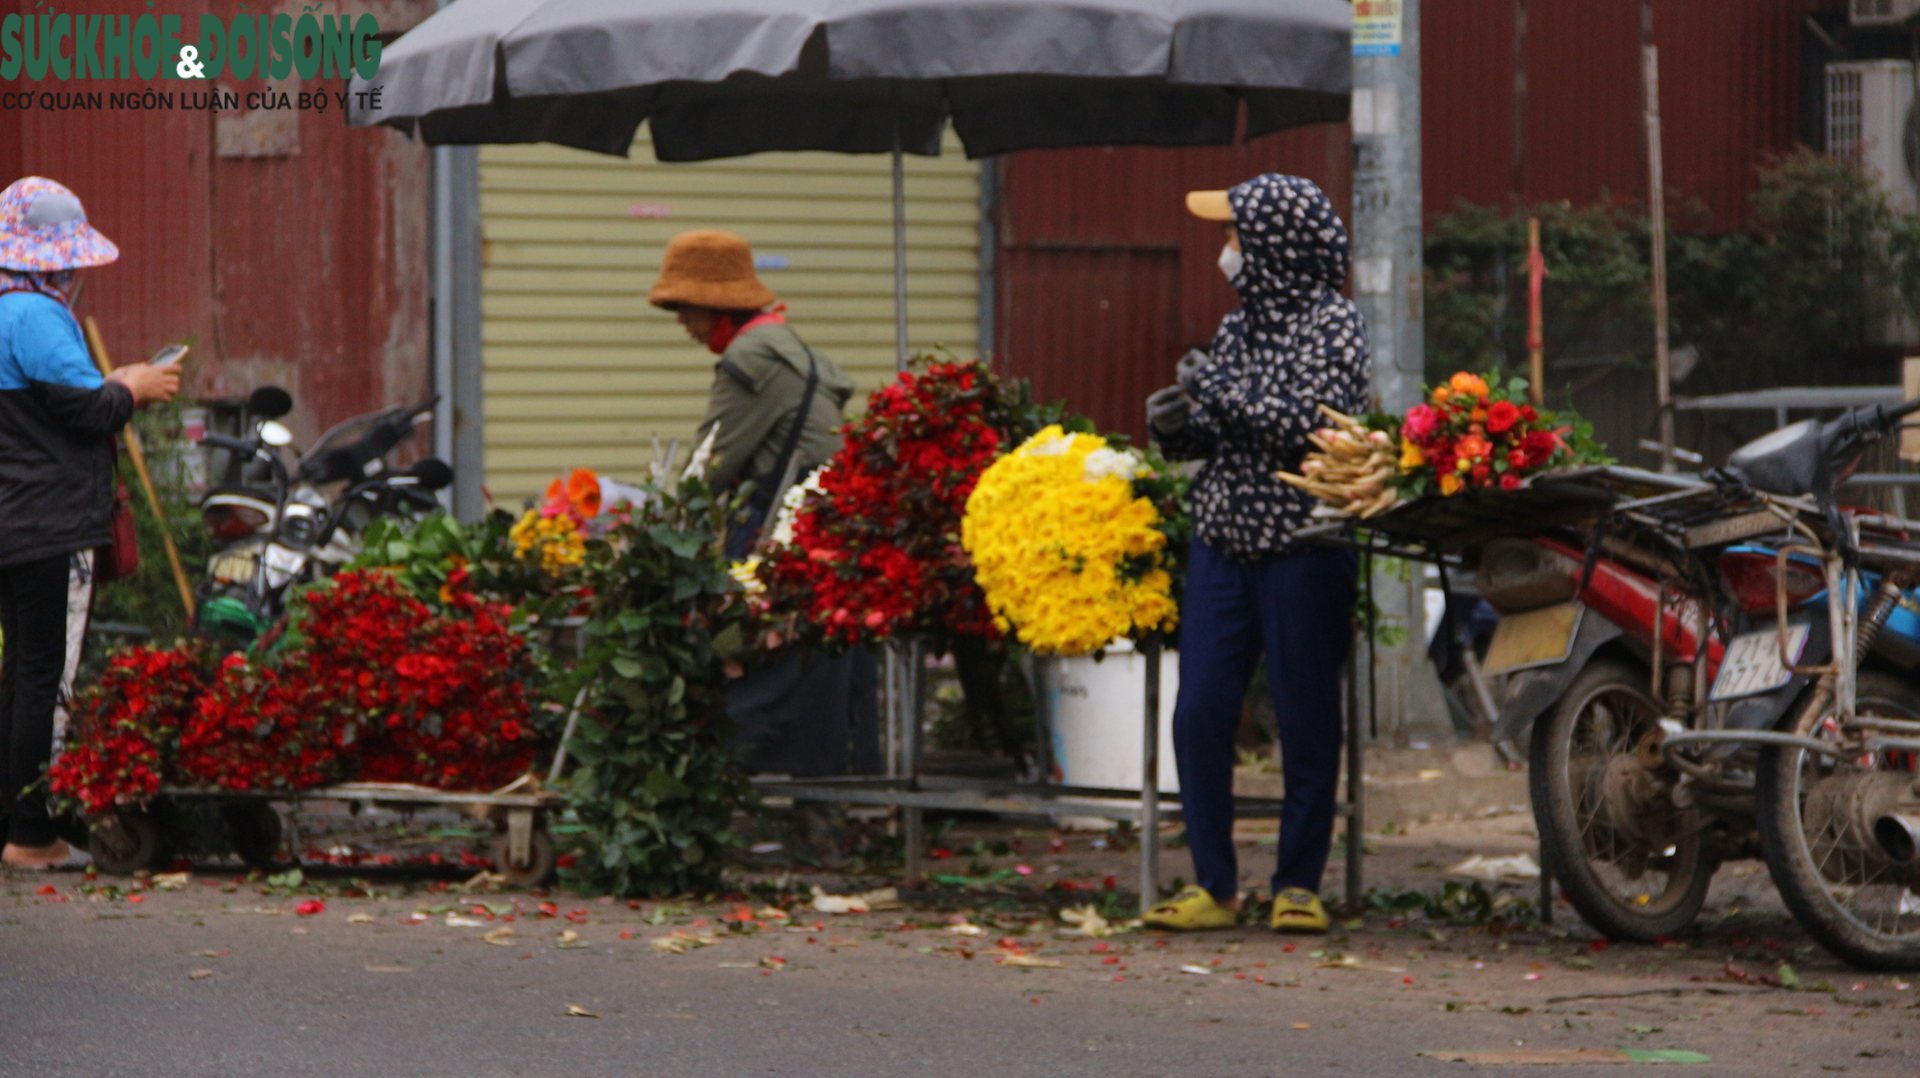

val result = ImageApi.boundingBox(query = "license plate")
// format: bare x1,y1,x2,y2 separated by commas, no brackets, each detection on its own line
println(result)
1709,624,1810,701
1483,602,1583,675
210,551,257,585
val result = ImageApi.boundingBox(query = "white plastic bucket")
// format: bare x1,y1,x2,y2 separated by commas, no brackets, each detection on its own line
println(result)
1044,640,1180,794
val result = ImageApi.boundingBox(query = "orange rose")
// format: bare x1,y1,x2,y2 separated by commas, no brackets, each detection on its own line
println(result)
1448,372,1490,399
1438,473,1464,496
1457,434,1493,462
567,468,602,519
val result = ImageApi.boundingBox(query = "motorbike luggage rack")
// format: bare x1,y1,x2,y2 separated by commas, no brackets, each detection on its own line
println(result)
1294,465,1706,562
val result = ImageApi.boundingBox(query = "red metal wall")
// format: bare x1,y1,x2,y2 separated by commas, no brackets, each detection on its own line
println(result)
996,126,1353,444
0,0,432,446
998,0,1842,443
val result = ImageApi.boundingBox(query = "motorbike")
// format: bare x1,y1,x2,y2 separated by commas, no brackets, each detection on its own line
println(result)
193,385,452,644
1477,395,1920,969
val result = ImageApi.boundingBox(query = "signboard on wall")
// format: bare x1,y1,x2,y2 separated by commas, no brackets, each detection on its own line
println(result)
1354,0,1403,57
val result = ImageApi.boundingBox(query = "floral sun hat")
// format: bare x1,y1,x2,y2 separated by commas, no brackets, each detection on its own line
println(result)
0,177,118,272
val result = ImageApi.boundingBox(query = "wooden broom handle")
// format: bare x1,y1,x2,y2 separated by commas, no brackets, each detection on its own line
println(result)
81,316,196,621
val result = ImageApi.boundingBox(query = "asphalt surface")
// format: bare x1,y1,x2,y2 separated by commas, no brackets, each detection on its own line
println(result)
3,815,1917,1078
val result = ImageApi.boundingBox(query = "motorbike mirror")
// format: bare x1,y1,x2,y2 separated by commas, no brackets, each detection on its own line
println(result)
408,457,454,492
248,385,293,419
258,420,294,448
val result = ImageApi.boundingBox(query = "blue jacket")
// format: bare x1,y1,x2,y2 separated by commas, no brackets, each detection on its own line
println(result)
0,291,133,566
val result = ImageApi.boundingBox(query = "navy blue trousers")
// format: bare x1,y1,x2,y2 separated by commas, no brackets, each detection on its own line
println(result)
1173,539,1356,901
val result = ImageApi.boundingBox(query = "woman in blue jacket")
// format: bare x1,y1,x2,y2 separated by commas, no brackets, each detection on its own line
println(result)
0,177,177,868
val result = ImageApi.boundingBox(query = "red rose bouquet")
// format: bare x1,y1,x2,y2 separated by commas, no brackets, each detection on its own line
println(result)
756,359,1006,649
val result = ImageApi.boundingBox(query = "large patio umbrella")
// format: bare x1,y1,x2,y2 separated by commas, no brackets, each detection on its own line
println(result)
350,0,1351,364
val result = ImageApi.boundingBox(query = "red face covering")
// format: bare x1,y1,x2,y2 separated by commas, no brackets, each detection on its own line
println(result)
705,305,787,354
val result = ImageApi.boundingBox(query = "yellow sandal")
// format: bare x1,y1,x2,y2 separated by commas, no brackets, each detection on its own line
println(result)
1142,886,1239,930
1269,887,1329,933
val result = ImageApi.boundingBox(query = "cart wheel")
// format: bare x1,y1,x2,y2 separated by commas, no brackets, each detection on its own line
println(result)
88,810,159,875
494,828,556,888
221,803,285,869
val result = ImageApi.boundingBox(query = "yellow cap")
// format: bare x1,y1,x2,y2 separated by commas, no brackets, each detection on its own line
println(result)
1185,190,1233,222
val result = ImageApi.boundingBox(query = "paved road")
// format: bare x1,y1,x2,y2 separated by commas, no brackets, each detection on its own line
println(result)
3,867,1914,1078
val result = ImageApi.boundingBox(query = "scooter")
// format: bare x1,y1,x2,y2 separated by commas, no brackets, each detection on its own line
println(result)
1479,396,1920,969
192,386,451,644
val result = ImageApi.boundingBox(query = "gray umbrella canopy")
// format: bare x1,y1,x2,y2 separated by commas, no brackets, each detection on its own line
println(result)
350,0,1351,158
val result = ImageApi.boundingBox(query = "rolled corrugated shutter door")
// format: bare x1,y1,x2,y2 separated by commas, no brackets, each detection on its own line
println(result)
479,132,980,506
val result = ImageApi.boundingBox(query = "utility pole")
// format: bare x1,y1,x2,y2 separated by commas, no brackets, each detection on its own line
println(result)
431,0,487,521
1643,29,1675,473
1351,0,1451,744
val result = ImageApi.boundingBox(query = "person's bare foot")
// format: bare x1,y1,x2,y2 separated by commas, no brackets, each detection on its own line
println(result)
3,840,76,867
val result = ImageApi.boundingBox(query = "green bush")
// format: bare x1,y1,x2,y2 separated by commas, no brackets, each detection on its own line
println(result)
94,401,212,646
1425,150,1920,398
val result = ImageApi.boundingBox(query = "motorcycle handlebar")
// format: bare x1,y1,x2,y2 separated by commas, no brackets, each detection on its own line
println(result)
1879,394,1920,428
1823,395,1920,459
198,433,255,455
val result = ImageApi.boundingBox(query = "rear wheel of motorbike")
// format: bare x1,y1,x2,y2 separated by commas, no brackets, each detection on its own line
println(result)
88,809,159,875
1756,671,1920,971
1530,658,1714,941
221,802,285,870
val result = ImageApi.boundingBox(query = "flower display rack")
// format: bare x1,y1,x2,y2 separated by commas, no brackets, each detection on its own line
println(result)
752,639,1331,916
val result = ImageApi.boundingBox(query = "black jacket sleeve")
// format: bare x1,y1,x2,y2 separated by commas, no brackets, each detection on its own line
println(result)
33,379,134,439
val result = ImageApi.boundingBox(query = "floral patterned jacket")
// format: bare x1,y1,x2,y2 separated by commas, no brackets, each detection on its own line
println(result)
1153,174,1370,561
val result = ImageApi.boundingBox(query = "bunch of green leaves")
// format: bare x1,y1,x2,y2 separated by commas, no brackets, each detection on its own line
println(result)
984,372,1102,445
350,510,568,622
559,474,753,898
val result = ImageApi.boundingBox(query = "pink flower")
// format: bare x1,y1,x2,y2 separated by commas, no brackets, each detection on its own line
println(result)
1401,404,1442,445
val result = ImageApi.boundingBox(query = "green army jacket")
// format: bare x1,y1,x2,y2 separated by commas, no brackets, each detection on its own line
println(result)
694,321,856,492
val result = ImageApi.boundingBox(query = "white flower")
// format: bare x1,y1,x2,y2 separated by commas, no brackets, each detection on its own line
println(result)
681,423,720,483
1082,446,1143,482
1028,433,1078,457
769,464,830,548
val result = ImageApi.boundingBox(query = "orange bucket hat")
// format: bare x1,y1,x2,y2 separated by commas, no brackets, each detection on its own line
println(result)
648,229,776,311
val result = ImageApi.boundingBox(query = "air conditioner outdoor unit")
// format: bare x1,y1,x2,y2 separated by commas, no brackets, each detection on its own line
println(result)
1850,0,1920,26
1826,60,1917,212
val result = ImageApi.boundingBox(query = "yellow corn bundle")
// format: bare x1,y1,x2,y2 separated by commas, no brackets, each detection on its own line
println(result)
1275,405,1400,519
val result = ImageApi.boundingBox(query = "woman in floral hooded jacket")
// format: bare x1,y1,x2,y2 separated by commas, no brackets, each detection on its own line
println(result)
1146,173,1368,934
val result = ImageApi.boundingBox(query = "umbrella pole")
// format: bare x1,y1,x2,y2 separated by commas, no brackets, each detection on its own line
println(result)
892,116,909,373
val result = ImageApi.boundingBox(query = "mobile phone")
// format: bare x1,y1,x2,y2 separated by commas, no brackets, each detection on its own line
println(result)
150,344,189,369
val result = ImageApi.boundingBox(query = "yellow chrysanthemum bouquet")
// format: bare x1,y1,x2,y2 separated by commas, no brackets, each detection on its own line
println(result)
961,426,1185,656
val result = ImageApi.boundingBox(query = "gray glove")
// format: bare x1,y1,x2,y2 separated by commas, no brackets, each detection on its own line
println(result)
1146,384,1190,435
1176,348,1215,395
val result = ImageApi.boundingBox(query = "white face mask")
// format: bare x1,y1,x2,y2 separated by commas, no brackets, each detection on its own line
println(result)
1217,244,1244,282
